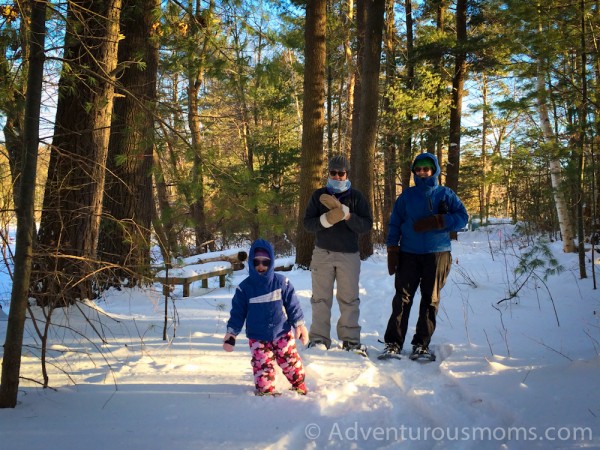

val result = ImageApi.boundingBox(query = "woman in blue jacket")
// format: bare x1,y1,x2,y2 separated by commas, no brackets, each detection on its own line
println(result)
381,153,468,361
223,239,309,395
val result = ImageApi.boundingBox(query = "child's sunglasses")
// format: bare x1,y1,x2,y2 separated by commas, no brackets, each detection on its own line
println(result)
253,258,271,267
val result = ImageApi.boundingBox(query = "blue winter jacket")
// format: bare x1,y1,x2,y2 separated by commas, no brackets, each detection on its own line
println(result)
226,239,305,341
386,153,469,253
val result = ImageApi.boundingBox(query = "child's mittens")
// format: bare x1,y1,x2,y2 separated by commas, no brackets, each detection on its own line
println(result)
295,324,309,346
223,333,236,352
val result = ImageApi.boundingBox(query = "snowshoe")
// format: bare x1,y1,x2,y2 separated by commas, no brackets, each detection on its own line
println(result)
409,345,436,362
377,342,402,360
342,341,368,357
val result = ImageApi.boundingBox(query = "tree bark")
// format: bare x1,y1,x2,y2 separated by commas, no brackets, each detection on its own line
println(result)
433,0,448,184
576,0,587,275
350,0,366,172
341,0,354,155
400,0,415,191
33,0,122,305
295,0,327,268
0,0,46,408
446,0,467,194
353,0,384,258
98,0,159,287
382,0,397,240
534,4,576,253
187,0,215,251
2,1,31,211
480,74,488,225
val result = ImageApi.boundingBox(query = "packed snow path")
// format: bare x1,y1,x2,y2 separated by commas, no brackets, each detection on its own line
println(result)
1,224,598,449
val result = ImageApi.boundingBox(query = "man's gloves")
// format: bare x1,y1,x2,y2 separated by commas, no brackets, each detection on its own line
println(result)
319,193,341,209
319,194,350,226
387,245,400,276
324,207,345,225
413,214,445,232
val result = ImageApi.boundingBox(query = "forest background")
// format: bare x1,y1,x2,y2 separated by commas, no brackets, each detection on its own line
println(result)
0,0,598,407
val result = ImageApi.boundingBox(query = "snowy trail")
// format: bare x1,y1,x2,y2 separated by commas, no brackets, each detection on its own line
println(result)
287,342,522,450
2,225,599,449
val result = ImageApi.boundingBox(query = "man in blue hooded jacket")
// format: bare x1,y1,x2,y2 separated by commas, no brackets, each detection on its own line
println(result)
381,153,468,361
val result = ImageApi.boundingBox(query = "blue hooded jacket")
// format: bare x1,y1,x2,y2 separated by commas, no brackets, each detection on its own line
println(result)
226,239,305,341
386,153,469,253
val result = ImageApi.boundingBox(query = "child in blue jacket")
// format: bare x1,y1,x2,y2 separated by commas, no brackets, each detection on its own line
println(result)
223,239,309,395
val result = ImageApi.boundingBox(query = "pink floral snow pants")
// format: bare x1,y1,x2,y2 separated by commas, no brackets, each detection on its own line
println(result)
249,331,306,395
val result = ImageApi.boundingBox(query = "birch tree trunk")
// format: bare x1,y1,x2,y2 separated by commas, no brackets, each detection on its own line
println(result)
480,74,488,225
535,20,576,253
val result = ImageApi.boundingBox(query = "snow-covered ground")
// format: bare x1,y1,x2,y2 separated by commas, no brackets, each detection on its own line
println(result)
1,223,599,449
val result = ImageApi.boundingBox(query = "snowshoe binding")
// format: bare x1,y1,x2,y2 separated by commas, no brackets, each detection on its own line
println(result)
377,342,402,360
342,341,368,357
409,344,436,362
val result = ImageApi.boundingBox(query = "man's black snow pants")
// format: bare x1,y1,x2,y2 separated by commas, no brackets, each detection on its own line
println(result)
384,251,452,349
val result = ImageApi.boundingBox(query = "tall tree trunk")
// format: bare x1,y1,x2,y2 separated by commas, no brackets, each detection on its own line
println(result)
534,3,576,253
382,0,397,241
400,0,415,190
350,0,366,171
354,0,385,259
295,0,327,268
33,0,122,305
187,0,215,252
433,0,448,183
576,0,587,276
98,0,159,287
326,0,334,159
152,150,180,257
446,0,467,194
2,2,31,211
480,74,488,225
231,17,260,240
342,0,355,156
0,0,46,408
